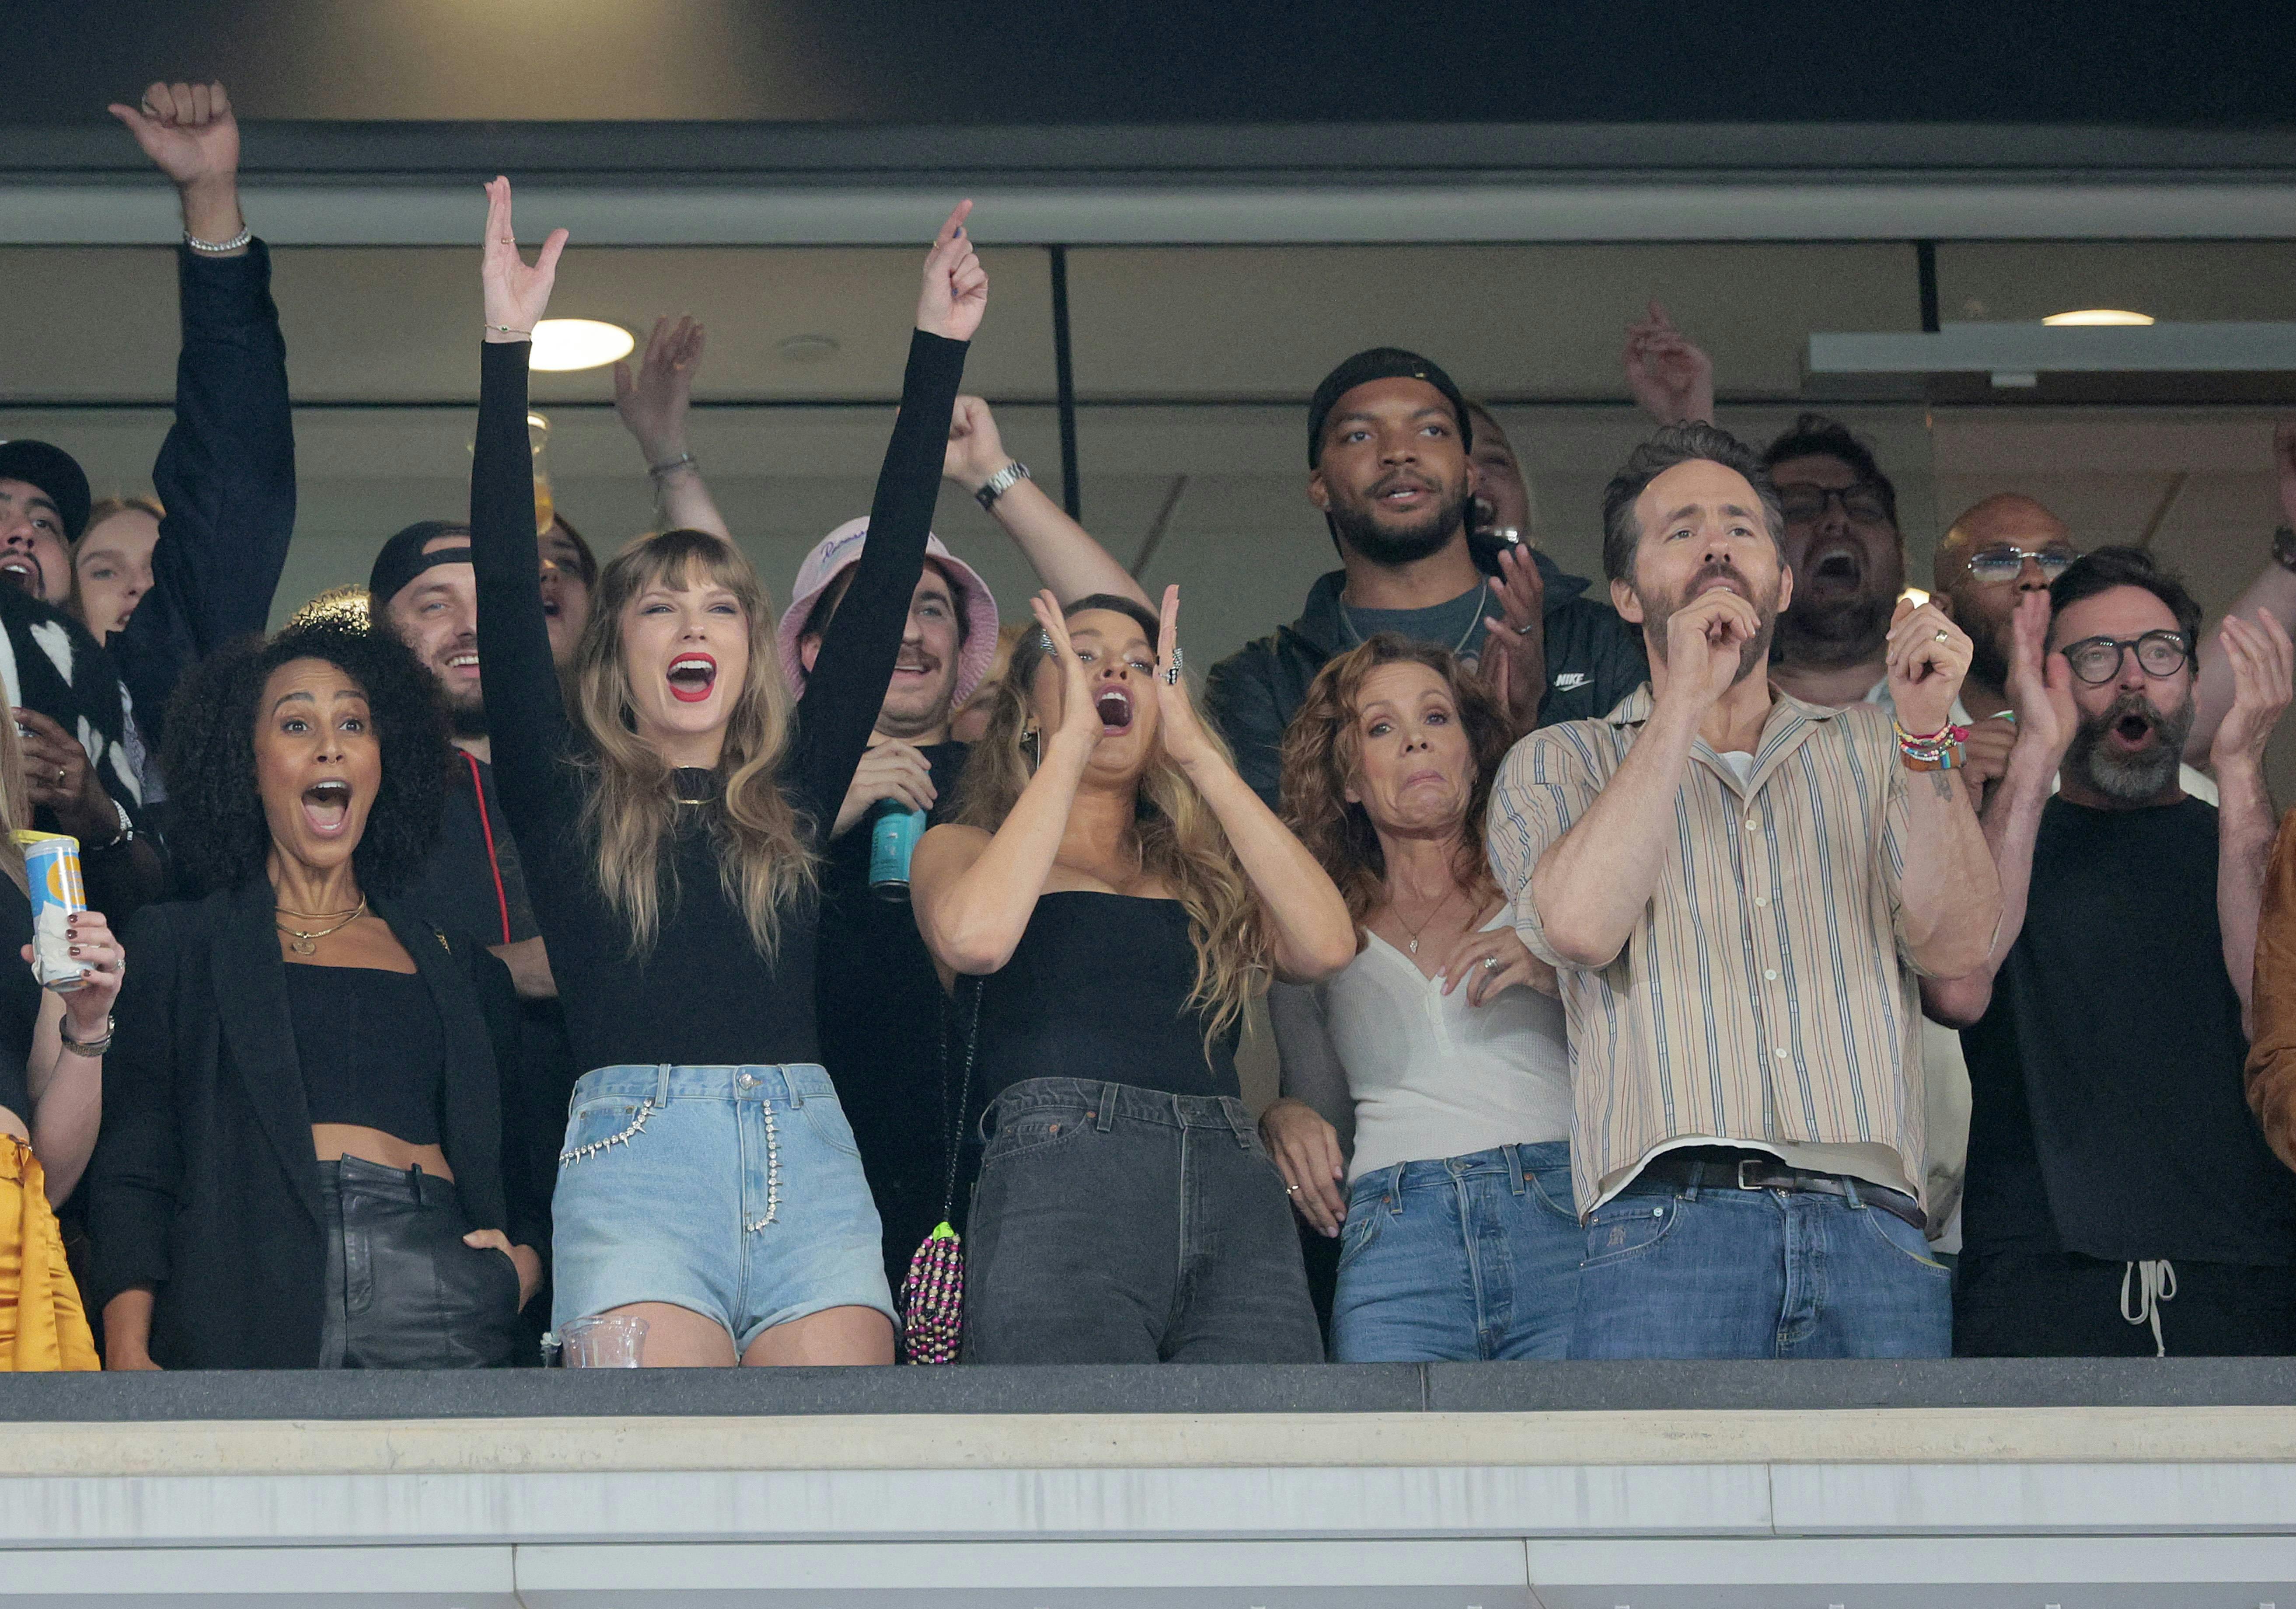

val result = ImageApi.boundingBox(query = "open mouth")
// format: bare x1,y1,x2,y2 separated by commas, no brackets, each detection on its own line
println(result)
667,653,718,703
1375,475,1434,509
1095,684,1134,734
0,554,41,596
2111,711,2158,751
892,656,939,682
301,778,354,837
443,649,479,679
1805,542,1864,597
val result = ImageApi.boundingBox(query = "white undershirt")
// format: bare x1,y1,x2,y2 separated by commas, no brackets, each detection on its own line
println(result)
1295,916,1574,1183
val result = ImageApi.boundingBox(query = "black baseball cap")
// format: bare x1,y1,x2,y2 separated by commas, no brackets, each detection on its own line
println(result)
368,520,474,613
0,440,91,542
1307,348,1472,468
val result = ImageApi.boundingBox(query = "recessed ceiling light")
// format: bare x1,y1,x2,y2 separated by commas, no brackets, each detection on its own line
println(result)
529,318,635,371
777,334,841,363
2041,309,2156,327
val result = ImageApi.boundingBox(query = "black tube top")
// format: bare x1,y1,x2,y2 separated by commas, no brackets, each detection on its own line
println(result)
973,891,1241,1104
283,964,445,1145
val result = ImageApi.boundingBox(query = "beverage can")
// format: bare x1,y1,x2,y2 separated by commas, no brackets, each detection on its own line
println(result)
15,831,85,993
869,802,928,901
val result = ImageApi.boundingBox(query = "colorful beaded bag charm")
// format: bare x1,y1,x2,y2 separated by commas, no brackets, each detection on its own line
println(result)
900,976,981,1364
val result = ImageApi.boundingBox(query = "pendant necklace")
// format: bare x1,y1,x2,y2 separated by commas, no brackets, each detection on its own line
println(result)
1394,883,1461,957
276,898,367,957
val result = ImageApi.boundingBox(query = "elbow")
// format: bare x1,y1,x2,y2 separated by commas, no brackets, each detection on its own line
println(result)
1912,932,1994,985
1534,905,1619,971
923,912,1016,978
1288,927,1358,986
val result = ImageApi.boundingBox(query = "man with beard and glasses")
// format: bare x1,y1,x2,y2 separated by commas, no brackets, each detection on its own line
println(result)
1206,349,1645,814
1488,422,1999,1360
1926,548,2296,1357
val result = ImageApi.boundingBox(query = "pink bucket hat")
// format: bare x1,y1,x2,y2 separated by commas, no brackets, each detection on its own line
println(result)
776,517,1002,707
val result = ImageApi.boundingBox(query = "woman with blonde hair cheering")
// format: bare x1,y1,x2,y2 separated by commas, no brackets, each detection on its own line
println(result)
469,178,984,1368
911,589,1355,1362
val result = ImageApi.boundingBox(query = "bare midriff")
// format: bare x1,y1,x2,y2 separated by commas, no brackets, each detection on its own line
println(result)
310,1124,453,1182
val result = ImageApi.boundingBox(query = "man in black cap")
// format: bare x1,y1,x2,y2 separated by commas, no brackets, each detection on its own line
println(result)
1204,348,1647,810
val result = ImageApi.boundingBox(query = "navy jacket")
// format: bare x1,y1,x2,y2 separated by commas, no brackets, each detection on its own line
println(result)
1204,548,1649,810
112,241,296,749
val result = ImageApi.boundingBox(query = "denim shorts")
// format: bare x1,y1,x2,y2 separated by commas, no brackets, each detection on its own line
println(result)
551,1063,894,1351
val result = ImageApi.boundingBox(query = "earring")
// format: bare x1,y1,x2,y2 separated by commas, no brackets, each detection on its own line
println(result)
1022,725,1041,769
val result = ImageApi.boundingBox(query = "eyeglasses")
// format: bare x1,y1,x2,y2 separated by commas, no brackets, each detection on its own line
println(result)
1966,544,2080,582
2060,630,2191,685
1774,482,1893,527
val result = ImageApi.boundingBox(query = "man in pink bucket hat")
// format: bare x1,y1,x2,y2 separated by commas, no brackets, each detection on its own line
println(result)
780,392,1153,1296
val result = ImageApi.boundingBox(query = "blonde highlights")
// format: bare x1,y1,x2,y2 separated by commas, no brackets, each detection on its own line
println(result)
1277,634,1512,930
571,528,817,958
954,595,1268,1044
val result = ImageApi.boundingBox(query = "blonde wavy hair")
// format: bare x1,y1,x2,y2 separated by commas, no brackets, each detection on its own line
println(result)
1277,634,1512,930
571,527,817,958
954,593,1267,1044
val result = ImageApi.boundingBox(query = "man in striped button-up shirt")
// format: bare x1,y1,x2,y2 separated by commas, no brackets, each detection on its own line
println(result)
1487,422,1999,1361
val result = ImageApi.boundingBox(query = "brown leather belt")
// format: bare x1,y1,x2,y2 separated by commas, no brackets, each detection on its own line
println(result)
1640,1148,1927,1235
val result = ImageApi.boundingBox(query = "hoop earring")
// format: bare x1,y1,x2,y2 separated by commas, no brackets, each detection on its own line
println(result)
1022,726,1041,770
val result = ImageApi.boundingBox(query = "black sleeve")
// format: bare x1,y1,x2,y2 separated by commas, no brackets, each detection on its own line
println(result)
470,340,581,853
786,330,969,818
115,243,297,747
468,943,551,1256
1203,647,1285,814
86,904,183,1308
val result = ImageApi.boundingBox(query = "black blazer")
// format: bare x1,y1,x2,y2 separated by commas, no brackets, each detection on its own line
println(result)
87,877,544,1369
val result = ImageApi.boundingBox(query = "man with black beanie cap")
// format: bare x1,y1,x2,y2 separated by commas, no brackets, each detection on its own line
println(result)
1204,347,1646,811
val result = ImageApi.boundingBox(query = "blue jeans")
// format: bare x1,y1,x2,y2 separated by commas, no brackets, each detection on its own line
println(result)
1568,1160,1952,1360
1329,1142,1580,1362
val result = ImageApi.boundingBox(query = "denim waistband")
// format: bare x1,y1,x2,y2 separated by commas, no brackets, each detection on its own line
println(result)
1350,1141,1570,1201
572,1062,835,1111
320,1154,463,1208
991,1076,1254,1137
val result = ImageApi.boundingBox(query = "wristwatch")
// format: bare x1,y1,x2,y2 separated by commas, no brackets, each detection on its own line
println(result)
2272,524,2296,575
59,1013,114,1058
92,797,133,851
975,460,1031,511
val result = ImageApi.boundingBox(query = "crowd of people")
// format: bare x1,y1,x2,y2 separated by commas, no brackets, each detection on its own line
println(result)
3,80,2296,1371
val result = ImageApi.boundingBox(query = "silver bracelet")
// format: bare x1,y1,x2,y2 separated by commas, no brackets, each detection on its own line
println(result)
975,460,1031,510
648,452,698,478
183,224,252,255
59,1013,114,1058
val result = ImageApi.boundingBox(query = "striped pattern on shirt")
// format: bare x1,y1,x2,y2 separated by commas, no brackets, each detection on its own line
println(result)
1487,683,1926,1216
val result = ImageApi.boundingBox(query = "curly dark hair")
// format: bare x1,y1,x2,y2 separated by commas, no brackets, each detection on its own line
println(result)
1277,633,1514,930
160,620,450,898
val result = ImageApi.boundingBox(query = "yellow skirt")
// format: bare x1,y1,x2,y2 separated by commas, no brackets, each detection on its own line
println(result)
0,1135,97,1371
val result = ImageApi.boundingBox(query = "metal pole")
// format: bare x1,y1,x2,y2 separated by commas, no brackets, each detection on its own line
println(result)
1916,240,1941,334
1047,244,1082,519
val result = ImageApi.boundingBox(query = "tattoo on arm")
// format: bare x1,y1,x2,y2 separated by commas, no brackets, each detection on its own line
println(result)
1928,770,1956,801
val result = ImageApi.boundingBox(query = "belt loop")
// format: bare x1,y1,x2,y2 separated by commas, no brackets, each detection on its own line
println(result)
1842,1176,1865,1211
1505,1144,1526,1196
1684,1160,1704,1204
1383,1162,1405,1217
1095,1081,1117,1133
654,1063,673,1108
781,1065,804,1107
1225,1098,1253,1151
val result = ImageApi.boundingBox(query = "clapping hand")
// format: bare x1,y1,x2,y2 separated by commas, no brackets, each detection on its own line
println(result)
2209,612,2296,778
1478,544,1546,736
917,201,988,344
1884,595,1973,738
1032,591,1103,759
614,315,705,463
1153,585,1220,772
1622,299,1716,427
480,177,566,341
2003,590,2076,777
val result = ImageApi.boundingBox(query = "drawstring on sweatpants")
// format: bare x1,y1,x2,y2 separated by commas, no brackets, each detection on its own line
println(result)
2119,1259,2177,1357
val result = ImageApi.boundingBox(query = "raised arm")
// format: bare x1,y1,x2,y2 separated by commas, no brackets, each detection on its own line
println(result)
1622,299,1716,428
911,592,1099,975
945,395,1151,609
468,178,576,841
1881,596,2001,977
1922,593,2071,1027
1151,587,1354,983
1525,592,1748,967
2188,423,2296,764
614,316,731,540
787,204,979,816
108,81,296,738
2207,613,2293,1027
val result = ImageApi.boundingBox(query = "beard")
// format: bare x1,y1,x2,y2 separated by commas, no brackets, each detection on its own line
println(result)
1643,560,1780,688
1967,622,2013,698
1776,591,1896,668
1327,482,1472,568
444,685,489,740
2062,687,2195,805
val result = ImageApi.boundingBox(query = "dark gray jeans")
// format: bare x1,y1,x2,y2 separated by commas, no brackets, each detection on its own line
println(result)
961,1078,1322,1364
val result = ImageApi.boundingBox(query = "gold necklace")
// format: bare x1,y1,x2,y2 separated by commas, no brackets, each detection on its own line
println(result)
1391,883,1462,957
276,898,368,956
274,904,363,922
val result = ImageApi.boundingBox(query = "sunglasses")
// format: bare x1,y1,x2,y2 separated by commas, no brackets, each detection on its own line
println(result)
1967,545,2080,583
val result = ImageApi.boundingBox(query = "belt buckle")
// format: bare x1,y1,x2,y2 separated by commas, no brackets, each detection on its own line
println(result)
1735,1157,1768,1191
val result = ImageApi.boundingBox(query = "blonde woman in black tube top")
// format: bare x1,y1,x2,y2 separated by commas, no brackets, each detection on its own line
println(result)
910,589,1355,1363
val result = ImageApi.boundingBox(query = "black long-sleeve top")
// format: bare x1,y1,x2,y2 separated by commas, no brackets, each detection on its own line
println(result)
115,242,297,750
471,331,967,1071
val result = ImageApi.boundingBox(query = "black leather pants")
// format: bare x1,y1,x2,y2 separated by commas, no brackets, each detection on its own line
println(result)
318,1156,518,1369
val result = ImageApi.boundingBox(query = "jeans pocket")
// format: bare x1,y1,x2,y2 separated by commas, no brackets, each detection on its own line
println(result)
1337,1202,1385,1269
558,1097,654,1167
1580,1193,1682,1270
1856,1201,1952,1276
981,1104,1095,1169
800,1094,862,1158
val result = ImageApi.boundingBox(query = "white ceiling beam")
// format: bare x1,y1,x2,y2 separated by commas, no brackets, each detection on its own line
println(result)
1811,322,2296,378
5,180,2296,247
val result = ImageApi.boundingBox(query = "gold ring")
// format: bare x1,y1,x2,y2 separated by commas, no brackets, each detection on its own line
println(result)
1934,629,1950,643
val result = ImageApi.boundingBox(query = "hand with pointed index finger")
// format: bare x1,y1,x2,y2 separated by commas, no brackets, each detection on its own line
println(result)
917,200,988,343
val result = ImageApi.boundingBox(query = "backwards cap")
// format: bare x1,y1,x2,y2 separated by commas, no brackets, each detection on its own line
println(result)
1306,348,1472,467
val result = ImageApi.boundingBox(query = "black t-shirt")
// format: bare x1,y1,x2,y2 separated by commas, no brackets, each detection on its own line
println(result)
0,875,38,1125
1961,795,2296,1265
816,739,974,1273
